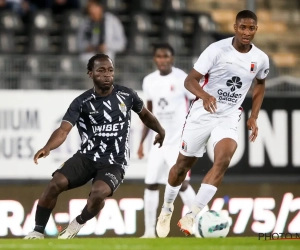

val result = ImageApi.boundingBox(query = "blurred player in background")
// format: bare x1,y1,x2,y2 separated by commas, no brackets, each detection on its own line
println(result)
138,43,196,238
156,10,270,237
24,54,165,239
78,0,126,63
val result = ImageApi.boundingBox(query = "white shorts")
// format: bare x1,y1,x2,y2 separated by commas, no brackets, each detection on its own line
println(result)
180,109,242,157
145,144,191,185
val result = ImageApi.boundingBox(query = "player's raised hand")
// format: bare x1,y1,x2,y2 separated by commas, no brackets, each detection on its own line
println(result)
247,117,258,142
153,132,165,148
202,94,217,113
33,147,50,164
137,143,144,159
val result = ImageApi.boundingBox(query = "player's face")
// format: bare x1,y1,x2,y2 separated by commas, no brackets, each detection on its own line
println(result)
88,3,103,22
234,18,257,45
91,59,114,90
154,49,174,74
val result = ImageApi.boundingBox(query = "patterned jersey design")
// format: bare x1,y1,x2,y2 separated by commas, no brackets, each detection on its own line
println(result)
62,85,144,168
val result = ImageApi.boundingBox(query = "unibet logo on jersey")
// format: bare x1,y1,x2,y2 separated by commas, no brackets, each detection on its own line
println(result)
92,122,125,137
218,76,243,105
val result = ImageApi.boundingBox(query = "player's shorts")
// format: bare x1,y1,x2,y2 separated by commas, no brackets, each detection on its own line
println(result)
52,152,124,196
145,144,191,185
180,108,242,157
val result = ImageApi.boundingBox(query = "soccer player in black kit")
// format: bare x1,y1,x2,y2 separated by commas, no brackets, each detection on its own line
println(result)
24,54,165,239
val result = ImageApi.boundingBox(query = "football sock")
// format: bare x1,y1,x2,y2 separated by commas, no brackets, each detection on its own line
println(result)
179,184,196,209
162,183,182,213
34,205,53,234
76,205,94,225
144,189,159,235
191,183,217,218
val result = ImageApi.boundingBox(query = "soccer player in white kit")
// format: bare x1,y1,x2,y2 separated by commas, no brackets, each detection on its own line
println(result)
156,10,270,237
138,43,196,238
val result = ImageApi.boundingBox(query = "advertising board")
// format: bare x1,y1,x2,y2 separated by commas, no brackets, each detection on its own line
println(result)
0,183,299,238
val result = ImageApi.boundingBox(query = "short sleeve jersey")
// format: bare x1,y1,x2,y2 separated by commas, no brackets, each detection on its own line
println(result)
142,67,194,145
62,85,144,168
192,37,269,117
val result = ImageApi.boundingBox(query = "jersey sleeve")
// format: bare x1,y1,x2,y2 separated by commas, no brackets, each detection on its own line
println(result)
193,44,219,75
256,55,270,80
131,89,144,113
142,77,151,101
62,98,81,126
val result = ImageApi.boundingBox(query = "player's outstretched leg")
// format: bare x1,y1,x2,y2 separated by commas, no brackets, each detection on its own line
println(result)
156,154,197,238
141,184,159,238
178,138,237,236
58,180,109,239
24,173,69,239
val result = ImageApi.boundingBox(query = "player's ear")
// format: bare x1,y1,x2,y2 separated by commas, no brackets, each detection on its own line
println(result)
88,71,92,78
170,56,174,65
233,23,237,32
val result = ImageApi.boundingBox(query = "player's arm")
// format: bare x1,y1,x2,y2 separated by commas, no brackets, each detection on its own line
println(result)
34,97,81,164
247,56,269,142
185,44,218,113
33,121,73,164
139,101,152,144
137,101,152,159
247,78,266,142
138,107,165,148
184,70,217,113
131,89,164,147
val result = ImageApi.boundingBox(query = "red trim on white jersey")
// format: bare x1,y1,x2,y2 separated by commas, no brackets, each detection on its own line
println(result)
185,96,189,113
202,74,209,88
181,97,198,136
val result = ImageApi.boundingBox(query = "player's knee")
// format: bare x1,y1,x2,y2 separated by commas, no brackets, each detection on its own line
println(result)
173,163,189,177
100,200,105,209
90,186,111,203
46,178,68,196
146,184,159,190
214,155,231,172
174,156,194,177
174,167,188,177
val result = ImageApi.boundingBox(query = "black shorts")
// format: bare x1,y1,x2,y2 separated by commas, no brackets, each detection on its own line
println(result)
52,152,125,196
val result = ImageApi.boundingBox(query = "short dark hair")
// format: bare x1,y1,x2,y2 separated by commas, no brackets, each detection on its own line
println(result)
88,0,104,7
152,43,175,56
236,10,257,23
87,54,113,74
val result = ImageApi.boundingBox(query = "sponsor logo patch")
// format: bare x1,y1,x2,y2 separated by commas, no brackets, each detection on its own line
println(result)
250,62,257,73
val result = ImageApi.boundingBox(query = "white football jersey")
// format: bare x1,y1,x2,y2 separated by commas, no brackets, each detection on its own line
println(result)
143,67,194,145
192,37,269,117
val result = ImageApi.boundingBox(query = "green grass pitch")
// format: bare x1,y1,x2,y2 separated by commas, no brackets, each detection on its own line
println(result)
0,237,299,250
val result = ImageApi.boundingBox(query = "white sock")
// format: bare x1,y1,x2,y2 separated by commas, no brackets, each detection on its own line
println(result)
191,183,217,217
144,189,159,235
162,183,182,213
179,185,196,210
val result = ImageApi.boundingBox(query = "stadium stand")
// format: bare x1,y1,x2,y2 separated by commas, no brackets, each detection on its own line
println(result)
0,0,299,89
